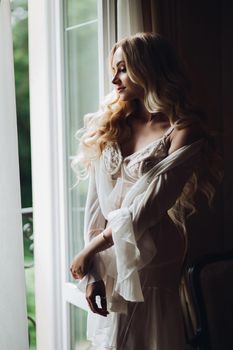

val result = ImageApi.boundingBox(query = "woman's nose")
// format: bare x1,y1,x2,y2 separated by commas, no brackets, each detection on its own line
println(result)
112,74,120,85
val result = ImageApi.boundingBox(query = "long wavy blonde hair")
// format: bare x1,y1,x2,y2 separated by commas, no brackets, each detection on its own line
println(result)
72,33,202,170
71,32,223,241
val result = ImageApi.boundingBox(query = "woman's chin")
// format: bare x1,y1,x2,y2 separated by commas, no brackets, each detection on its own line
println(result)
118,93,135,102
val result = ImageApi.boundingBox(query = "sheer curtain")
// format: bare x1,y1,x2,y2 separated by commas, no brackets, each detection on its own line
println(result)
117,0,144,40
0,1,28,349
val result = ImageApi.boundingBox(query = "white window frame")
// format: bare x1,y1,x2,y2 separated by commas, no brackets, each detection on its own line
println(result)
0,1,29,349
28,1,116,349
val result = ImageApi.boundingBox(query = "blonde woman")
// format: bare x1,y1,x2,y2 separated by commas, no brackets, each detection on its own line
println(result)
70,33,222,350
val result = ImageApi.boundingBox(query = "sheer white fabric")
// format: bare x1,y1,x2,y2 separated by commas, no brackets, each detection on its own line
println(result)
117,0,144,40
77,129,204,349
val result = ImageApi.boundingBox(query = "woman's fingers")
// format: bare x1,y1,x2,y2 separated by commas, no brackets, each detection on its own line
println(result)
69,265,85,279
86,294,109,316
86,282,109,317
100,295,107,313
86,297,98,313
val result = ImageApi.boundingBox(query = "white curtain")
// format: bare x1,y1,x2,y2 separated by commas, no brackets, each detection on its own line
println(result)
0,1,29,349
117,0,144,40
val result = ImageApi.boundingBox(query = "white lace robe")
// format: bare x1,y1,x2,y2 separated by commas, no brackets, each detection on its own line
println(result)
77,134,204,350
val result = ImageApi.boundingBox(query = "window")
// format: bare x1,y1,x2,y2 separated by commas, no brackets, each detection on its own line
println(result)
63,0,105,348
63,0,100,279
28,1,116,348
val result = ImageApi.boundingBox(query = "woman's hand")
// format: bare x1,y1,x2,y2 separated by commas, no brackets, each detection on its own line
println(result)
69,250,92,280
86,280,109,317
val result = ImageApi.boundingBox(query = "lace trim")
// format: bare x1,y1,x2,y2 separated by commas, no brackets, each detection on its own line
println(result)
102,141,167,178
102,142,123,175
125,139,165,166
102,133,171,177
125,139,168,178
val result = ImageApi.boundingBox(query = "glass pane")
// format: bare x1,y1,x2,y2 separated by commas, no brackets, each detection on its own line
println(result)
65,0,97,28
65,21,99,155
70,304,101,350
63,0,99,281
67,169,88,269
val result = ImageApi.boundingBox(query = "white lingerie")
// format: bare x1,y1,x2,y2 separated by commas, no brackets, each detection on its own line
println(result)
77,125,204,350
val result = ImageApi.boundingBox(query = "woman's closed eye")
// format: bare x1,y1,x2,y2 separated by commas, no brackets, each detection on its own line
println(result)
113,66,126,75
119,66,126,72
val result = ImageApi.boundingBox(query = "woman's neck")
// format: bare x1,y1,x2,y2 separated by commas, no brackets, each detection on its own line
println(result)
129,99,153,123
131,99,169,125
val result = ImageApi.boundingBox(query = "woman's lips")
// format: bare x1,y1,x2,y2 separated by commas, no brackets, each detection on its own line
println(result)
117,87,125,92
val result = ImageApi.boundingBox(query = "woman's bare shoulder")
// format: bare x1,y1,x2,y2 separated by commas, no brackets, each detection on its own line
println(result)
168,122,204,154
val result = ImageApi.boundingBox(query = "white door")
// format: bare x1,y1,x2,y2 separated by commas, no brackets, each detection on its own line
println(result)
0,1,29,349
28,0,116,349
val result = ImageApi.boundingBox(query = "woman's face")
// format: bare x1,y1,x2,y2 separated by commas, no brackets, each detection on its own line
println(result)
111,47,144,101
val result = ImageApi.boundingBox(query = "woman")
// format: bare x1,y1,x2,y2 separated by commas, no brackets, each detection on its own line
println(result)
70,33,222,350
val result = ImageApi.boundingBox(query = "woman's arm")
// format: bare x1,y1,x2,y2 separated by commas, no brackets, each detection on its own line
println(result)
70,162,112,275
70,164,111,316
69,226,113,280
69,226,113,317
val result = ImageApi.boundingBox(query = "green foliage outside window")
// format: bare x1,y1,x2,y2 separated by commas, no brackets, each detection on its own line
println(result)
12,0,32,209
12,1,35,349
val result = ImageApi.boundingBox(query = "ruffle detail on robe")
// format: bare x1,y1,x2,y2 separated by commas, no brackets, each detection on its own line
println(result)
107,207,144,302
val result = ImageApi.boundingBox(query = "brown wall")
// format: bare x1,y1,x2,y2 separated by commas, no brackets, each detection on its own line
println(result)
222,1,233,251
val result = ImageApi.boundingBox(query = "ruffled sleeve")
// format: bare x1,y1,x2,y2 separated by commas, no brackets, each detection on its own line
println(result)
77,163,106,291
108,207,144,302
84,163,106,243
